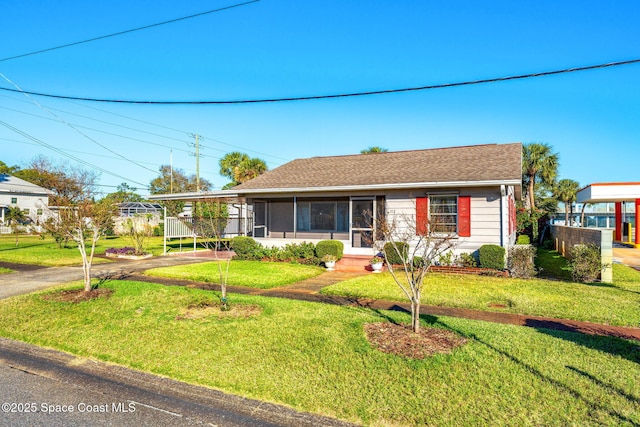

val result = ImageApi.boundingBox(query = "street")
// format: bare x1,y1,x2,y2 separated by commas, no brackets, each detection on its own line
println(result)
0,338,355,427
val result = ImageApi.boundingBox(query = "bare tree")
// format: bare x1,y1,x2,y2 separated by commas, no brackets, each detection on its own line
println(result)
372,210,457,333
193,200,231,310
45,200,116,292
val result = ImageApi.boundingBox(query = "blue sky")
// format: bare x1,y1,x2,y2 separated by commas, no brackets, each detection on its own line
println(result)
1,1,638,196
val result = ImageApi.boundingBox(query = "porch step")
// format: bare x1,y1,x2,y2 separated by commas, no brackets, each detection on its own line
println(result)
335,255,381,272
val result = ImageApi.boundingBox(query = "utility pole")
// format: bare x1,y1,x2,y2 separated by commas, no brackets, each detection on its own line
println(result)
188,133,203,192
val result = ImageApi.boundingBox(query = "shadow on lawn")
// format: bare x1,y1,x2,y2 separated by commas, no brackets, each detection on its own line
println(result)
532,326,640,364
445,324,640,426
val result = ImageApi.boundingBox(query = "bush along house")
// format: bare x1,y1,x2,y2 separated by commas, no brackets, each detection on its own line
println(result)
150,143,522,257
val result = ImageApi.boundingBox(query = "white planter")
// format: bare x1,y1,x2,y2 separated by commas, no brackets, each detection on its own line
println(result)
370,262,383,273
324,261,336,270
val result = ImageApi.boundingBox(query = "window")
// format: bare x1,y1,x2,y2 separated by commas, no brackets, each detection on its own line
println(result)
22,208,30,215
297,201,348,232
430,195,458,233
11,197,17,204
37,209,43,216
415,195,471,237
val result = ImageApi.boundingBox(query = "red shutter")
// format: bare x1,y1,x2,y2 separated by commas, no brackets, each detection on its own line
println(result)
416,196,428,235
458,195,471,237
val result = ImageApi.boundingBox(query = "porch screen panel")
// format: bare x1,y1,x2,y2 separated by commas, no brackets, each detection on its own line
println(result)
336,201,349,232
311,202,334,230
296,202,310,231
270,199,294,233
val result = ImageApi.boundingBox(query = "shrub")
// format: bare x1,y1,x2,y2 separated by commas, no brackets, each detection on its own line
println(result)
383,242,409,265
516,235,530,245
284,242,316,260
478,244,505,270
457,252,478,268
437,251,455,266
508,245,537,278
231,236,263,260
105,247,136,256
315,240,344,260
569,243,603,283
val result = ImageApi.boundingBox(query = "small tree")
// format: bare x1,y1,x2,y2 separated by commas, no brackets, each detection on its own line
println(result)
46,200,116,292
193,199,231,310
124,214,154,255
5,206,27,245
372,210,457,333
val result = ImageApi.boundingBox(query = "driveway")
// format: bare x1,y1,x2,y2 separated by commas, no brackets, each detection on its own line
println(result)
0,255,212,300
613,244,640,269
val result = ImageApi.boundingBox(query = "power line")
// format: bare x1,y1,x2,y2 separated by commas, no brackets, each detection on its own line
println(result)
0,0,260,62
0,73,157,174
0,92,291,163
0,58,638,104
0,120,148,187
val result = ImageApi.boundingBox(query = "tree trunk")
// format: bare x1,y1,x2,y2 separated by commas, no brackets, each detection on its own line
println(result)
528,178,536,211
411,297,421,333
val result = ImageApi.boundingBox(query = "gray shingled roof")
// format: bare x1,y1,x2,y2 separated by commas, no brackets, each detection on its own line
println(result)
235,143,522,191
0,174,51,195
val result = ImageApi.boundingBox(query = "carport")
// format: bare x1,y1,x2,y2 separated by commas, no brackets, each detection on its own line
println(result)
577,182,640,247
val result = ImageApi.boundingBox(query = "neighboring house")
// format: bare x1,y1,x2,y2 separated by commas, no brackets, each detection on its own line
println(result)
150,143,522,256
0,174,51,229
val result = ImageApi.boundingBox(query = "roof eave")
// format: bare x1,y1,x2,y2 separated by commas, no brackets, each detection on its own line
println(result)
149,180,522,201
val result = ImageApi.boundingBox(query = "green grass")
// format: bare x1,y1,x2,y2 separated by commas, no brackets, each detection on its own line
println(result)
321,263,640,327
535,246,572,280
0,281,637,426
0,267,12,274
0,235,214,266
145,260,324,289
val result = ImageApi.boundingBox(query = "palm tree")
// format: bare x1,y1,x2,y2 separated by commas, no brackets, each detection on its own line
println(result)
522,143,559,211
219,152,267,187
553,179,580,226
5,206,26,226
219,152,249,183
234,158,268,183
360,146,389,154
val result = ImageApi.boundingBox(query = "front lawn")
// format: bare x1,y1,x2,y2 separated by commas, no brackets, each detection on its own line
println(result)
0,281,637,426
321,263,640,327
0,235,215,266
145,260,324,289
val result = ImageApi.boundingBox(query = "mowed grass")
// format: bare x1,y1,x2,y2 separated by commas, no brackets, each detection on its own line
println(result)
0,235,213,266
0,281,637,426
145,260,324,289
321,263,640,327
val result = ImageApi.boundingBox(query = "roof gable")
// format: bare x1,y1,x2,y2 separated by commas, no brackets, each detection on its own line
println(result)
235,143,522,191
0,174,51,195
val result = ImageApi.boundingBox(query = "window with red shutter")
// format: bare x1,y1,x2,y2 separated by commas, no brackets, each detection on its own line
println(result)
416,196,428,235
458,195,471,237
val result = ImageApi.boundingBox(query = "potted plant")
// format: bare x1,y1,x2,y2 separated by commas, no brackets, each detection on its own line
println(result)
321,254,337,270
370,255,384,273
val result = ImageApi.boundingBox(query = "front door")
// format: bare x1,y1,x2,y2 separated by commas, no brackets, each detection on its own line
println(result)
351,199,373,248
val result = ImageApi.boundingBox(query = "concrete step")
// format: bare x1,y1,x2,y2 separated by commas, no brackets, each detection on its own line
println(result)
335,255,383,272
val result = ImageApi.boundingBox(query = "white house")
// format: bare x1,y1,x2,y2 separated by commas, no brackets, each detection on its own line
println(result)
0,174,51,228
150,143,522,256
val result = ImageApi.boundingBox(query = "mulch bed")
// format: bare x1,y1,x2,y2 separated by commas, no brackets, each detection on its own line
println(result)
42,288,114,303
176,301,263,320
364,322,468,359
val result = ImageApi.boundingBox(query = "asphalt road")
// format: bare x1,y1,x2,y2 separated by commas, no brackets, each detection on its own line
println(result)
0,338,356,427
